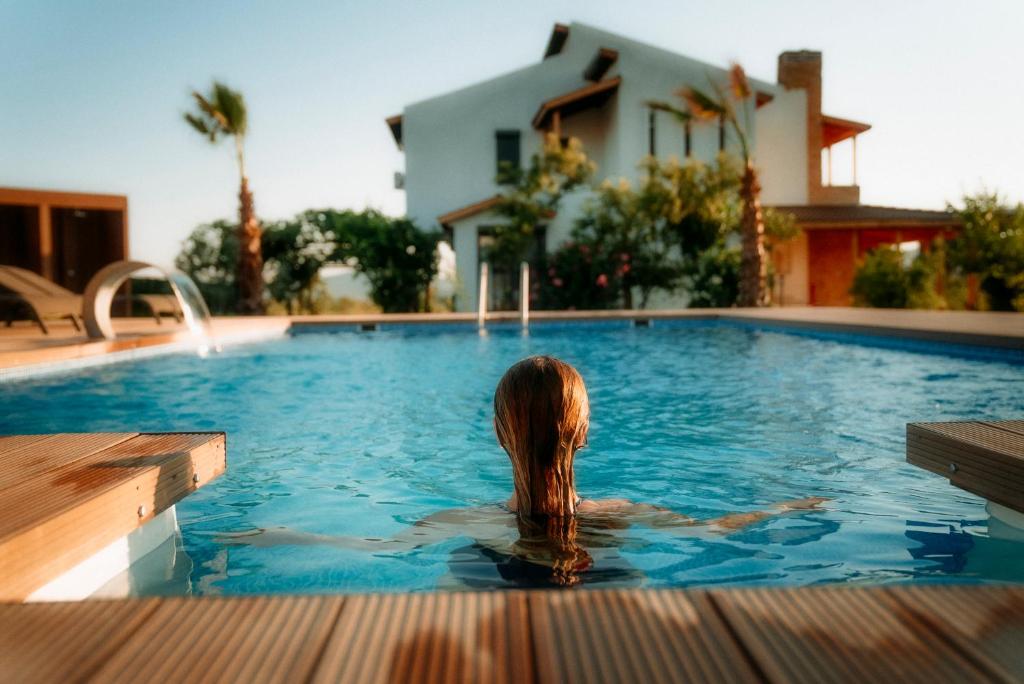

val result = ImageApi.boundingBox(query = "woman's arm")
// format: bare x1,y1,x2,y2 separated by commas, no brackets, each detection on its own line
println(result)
581,496,828,535
214,507,508,552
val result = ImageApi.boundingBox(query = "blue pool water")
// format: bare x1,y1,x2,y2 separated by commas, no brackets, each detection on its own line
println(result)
3,321,1024,594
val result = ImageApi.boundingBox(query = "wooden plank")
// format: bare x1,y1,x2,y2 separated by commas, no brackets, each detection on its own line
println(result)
1,587,1023,682
908,431,1024,486
529,589,760,684
0,598,160,684
712,586,989,683
912,422,1024,461
89,596,344,683
311,592,534,684
0,434,53,455
908,443,1024,499
886,585,1024,682
0,432,138,491
0,432,225,600
908,421,1024,513
984,420,1024,438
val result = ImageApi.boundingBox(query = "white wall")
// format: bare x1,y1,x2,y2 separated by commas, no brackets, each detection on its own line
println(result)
755,88,809,205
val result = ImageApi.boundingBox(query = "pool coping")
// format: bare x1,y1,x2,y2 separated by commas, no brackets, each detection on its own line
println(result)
1,307,1021,379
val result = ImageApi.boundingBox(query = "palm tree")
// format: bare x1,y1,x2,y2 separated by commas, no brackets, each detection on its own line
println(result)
184,81,264,314
650,64,768,307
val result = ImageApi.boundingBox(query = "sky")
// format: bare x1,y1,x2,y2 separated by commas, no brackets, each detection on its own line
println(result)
2,0,1023,266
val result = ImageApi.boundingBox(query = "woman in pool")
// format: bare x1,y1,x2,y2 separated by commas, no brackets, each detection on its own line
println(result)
222,355,826,587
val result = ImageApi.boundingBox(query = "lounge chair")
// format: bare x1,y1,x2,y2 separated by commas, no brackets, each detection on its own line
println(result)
134,294,183,324
0,265,83,334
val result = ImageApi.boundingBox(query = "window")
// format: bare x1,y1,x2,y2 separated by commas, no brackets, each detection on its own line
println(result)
495,130,521,184
648,109,656,156
684,121,692,158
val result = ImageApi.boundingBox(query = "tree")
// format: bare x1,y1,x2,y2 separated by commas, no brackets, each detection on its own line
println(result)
176,210,441,315
174,220,239,314
568,173,682,309
184,81,264,314
301,209,441,313
650,64,770,307
491,134,595,275
261,216,336,314
850,246,941,309
947,192,1024,311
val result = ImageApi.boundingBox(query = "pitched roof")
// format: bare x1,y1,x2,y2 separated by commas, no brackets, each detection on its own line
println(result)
821,115,871,147
437,196,504,226
385,115,402,149
532,77,622,129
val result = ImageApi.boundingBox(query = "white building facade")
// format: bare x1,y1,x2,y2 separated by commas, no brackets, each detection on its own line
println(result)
387,22,925,311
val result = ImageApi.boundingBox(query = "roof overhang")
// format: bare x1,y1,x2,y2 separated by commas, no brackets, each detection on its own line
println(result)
755,90,775,108
543,23,569,59
0,187,127,211
771,204,959,229
583,48,618,82
821,115,871,147
438,196,503,227
386,114,403,149
532,77,622,130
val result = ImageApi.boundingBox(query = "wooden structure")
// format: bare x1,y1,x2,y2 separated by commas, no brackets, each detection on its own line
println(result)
1,585,1022,682
0,432,225,601
907,420,1024,513
0,187,129,294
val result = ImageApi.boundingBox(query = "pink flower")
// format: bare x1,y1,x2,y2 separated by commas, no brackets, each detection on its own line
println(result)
621,263,631,274
596,274,608,288
553,277,564,288
620,253,631,262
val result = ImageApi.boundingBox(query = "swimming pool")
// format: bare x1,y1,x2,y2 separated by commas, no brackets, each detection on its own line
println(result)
3,320,1023,594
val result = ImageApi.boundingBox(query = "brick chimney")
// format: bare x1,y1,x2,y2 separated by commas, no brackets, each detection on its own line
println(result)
778,51,824,202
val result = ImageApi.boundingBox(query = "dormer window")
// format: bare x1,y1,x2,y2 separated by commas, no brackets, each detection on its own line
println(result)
495,130,521,184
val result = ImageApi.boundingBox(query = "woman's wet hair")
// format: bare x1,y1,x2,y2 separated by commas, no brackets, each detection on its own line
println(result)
493,355,589,518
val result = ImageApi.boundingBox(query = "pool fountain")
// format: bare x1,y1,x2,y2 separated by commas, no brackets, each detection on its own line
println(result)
82,260,218,354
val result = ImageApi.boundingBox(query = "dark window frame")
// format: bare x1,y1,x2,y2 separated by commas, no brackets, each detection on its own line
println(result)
648,109,656,156
495,130,521,184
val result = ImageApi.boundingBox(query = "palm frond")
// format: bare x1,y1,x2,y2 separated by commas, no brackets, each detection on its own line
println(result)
647,100,692,124
677,87,723,121
729,63,751,100
183,112,218,142
212,81,247,136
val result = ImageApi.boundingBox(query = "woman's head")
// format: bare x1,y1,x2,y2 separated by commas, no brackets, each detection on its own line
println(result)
494,355,589,518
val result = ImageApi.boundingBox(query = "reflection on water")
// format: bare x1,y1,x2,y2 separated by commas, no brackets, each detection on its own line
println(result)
906,517,1024,583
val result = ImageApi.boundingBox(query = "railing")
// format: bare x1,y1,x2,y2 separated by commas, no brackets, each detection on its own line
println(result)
520,261,529,328
476,260,530,330
477,262,488,329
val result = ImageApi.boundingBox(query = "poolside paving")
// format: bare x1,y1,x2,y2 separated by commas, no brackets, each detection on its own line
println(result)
1,585,1022,683
1,308,1021,375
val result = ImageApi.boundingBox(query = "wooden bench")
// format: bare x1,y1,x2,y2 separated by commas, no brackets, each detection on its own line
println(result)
0,432,225,601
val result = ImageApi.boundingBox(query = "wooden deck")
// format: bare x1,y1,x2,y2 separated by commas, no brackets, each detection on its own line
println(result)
0,432,225,601
907,420,1024,513
1,585,1022,683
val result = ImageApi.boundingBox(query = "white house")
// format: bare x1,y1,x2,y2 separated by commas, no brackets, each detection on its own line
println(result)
387,22,954,310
